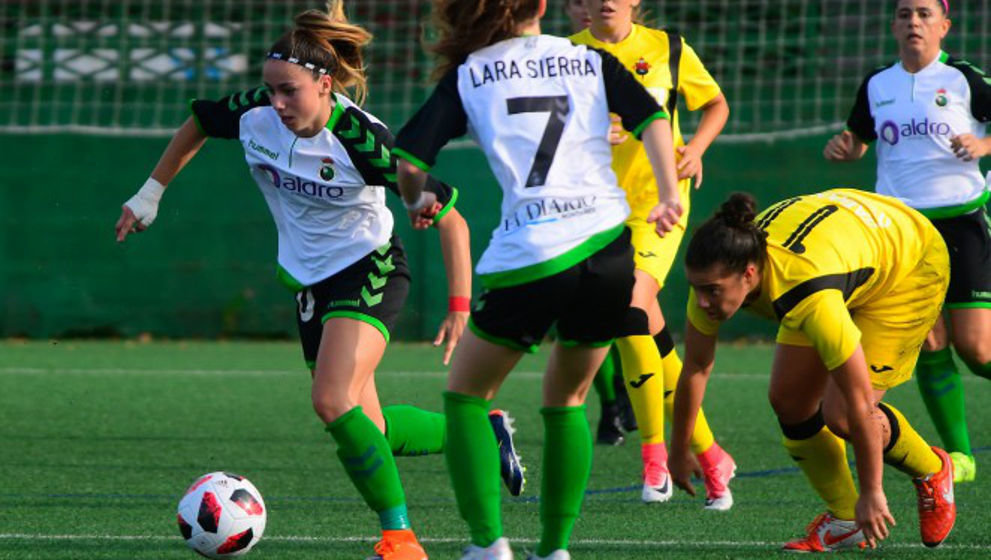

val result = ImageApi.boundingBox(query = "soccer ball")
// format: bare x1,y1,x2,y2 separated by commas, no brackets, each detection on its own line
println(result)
176,472,267,558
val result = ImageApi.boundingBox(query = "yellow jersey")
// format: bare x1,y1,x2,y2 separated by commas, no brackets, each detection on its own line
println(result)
570,24,722,216
688,189,945,370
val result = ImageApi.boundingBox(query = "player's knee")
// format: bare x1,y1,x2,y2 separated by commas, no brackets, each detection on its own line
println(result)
953,335,991,368
768,386,817,424
311,392,354,423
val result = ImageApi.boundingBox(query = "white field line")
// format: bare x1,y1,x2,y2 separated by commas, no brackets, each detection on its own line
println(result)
0,533,986,550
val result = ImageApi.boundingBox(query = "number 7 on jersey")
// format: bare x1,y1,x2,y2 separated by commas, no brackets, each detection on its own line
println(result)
506,96,570,188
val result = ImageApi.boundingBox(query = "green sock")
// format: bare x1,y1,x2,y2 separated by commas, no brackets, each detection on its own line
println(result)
538,405,592,557
444,391,501,547
383,405,446,456
916,348,972,456
592,349,618,403
325,406,410,530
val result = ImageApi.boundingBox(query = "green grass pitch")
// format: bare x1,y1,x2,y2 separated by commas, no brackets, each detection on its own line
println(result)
0,340,988,559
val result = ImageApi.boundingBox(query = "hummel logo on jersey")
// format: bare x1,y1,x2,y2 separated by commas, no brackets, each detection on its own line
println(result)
248,138,279,161
637,250,657,258
870,364,894,373
822,528,861,546
629,373,655,388
874,98,895,108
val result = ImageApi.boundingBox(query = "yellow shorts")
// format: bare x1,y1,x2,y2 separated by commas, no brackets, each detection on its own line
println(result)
857,235,950,390
627,215,686,289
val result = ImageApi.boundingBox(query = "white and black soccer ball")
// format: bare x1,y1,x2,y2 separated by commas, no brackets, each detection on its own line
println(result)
176,472,267,558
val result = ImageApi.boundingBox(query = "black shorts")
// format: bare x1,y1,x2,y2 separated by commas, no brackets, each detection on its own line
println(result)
469,228,635,352
295,235,411,367
931,208,991,308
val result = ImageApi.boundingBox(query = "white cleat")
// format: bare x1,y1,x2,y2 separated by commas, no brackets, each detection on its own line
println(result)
641,472,673,503
461,537,514,560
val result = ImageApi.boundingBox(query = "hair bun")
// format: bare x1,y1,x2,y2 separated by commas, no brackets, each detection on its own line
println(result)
716,192,758,228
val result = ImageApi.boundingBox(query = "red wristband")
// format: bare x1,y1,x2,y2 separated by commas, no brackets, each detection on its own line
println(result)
448,296,471,313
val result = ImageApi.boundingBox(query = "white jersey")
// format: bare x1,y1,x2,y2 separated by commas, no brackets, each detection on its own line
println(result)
190,89,455,290
395,35,668,288
847,52,991,215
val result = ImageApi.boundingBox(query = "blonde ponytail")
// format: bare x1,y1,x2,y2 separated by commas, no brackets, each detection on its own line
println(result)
267,1,372,104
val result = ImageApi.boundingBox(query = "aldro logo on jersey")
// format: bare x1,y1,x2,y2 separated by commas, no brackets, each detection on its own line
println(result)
319,158,335,181
257,164,344,200
634,57,650,76
879,118,952,146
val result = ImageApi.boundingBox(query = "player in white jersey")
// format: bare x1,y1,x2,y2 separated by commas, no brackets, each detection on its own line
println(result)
113,3,524,559
393,1,681,559
824,0,991,484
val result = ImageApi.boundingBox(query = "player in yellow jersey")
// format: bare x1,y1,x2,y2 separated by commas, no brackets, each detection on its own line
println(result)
669,189,956,551
571,0,735,508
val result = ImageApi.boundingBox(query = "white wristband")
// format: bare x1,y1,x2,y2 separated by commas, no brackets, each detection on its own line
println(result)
402,191,429,211
123,177,166,227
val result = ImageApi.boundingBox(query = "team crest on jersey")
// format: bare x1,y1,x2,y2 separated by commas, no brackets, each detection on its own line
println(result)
634,57,650,76
934,88,949,107
319,157,335,181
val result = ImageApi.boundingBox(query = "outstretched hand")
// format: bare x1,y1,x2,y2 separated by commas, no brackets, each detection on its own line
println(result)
433,310,468,365
856,490,895,549
115,205,147,243
668,446,702,496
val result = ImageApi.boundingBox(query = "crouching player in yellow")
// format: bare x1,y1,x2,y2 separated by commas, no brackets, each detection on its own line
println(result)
670,189,956,551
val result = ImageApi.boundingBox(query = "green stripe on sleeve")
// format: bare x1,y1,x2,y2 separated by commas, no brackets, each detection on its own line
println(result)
393,147,432,171
632,110,670,139
433,187,459,224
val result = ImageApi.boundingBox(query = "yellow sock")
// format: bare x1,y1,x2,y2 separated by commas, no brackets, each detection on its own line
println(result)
781,413,858,520
877,402,942,478
615,334,665,444
660,347,715,454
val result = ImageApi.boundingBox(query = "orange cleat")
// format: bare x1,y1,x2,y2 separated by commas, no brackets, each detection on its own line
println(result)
781,512,866,552
367,529,428,560
914,447,956,548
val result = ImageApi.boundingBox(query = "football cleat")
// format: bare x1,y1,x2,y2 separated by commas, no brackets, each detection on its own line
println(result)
914,446,956,548
698,442,736,511
781,512,866,552
641,442,672,503
367,529,427,560
526,550,571,560
460,537,513,560
596,402,625,446
489,410,526,497
949,451,976,483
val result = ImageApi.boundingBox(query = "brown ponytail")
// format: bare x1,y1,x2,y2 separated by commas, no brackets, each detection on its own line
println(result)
268,1,372,104
428,0,542,80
